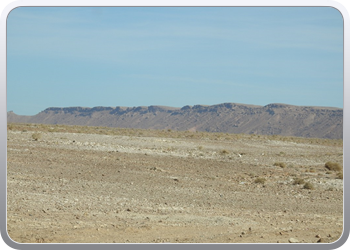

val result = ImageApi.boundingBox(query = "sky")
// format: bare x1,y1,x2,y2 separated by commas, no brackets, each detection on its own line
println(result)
6,7,343,115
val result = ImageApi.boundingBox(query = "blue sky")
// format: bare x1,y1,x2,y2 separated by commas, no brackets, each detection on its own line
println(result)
7,7,343,115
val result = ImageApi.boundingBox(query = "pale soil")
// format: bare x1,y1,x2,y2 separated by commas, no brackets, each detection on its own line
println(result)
6,127,343,243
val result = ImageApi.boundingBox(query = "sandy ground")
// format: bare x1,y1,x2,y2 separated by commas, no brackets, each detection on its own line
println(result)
6,127,343,243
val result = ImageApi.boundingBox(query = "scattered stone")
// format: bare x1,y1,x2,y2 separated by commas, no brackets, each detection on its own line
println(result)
288,238,299,243
7,124,344,243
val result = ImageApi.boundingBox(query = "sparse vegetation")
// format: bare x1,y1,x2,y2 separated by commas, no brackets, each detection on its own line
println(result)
293,178,305,185
336,172,343,180
32,133,42,141
273,162,286,168
7,121,344,244
325,162,342,172
303,182,315,190
254,177,266,184
5,123,343,147
248,173,255,177
220,149,229,155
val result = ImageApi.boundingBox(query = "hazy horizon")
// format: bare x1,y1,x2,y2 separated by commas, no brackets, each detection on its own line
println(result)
7,7,343,116
8,101,344,117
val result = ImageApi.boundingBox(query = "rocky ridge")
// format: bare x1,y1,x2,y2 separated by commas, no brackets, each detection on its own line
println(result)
7,102,343,139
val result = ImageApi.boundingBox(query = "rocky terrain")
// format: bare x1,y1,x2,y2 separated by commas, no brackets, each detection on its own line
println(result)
7,102,343,139
6,123,343,243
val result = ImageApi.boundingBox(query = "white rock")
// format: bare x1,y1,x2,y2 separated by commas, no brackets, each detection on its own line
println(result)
289,238,299,243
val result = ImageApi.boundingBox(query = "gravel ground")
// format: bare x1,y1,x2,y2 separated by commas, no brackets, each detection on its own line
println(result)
6,128,343,243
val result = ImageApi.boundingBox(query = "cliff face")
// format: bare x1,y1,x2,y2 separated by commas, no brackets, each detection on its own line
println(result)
7,103,343,139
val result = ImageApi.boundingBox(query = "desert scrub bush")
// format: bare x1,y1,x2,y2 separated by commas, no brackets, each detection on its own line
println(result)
220,149,229,155
32,133,42,141
273,162,286,168
336,172,343,180
7,124,14,130
293,178,305,185
303,182,315,190
325,162,342,172
254,177,266,184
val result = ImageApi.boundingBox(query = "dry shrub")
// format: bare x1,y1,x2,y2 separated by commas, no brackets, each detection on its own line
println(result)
273,162,286,168
220,149,229,155
32,133,42,141
293,178,305,185
254,177,266,184
325,162,342,172
303,182,315,190
336,172,343,180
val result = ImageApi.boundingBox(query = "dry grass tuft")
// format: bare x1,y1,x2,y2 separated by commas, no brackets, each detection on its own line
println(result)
220,149,229,155
32,133,42,141
273,162,286,168
254,177,266,184
303,182,315,190
325,162,342,172
336,172,343,180
293,178,305,185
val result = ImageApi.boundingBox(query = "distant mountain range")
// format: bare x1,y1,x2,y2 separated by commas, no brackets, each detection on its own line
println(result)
7,103,343,139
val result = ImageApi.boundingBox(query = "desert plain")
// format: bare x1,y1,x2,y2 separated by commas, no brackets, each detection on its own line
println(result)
6,123,343,243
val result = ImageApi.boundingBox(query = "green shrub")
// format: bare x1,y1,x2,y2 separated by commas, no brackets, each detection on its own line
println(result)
325,162,342,172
